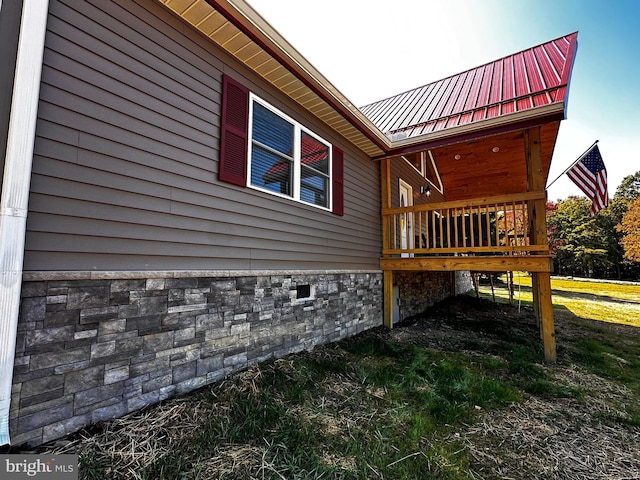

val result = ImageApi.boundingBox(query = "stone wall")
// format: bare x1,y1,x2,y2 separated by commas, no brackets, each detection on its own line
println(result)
11,271,382,446
455,271,474,295
395,271,457,320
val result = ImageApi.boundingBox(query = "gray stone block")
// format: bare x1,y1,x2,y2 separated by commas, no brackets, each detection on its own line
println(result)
172,361,196,384
111,279,146,292
74,383,124,410
91,340,116,359
18,402,73,433
98,319,126,336
21,282,47,298
143,331,174,354
141,372,173,394
43,309,80,328
21,297,46,322
30,347,90,371
129,357,170,377
92,401,128,423
64,366,105,394
196,355,223,377
125,314,161,334
67,286,110,310
20,375,65,399
25,326,75,348
127,391,160,412
175,376,206,395
42,414,91,444
105,366,129,385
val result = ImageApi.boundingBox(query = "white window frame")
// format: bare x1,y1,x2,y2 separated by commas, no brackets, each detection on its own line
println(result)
402,152,425,177
247,93,332,211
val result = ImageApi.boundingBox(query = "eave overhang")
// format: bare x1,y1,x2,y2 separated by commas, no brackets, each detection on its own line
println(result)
377,101,566,159
157,1,575,160
158,0,390,156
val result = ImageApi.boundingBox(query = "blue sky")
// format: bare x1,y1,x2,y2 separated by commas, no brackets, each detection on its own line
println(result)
248,0,640,202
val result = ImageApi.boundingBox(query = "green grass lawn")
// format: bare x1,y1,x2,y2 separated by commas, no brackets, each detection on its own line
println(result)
478,274,640,326
51,277,640,479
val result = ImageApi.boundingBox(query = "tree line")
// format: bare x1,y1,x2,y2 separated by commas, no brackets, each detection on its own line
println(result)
547,171,640,279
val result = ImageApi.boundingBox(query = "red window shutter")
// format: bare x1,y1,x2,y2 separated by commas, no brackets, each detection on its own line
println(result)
332,146,344,216
219,75,249,186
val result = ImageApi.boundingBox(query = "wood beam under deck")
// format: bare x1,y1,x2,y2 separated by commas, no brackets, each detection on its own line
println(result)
381,255,553,273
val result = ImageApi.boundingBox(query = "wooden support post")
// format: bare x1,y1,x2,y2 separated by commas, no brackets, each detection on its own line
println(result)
525,127,555,361
384,270,394,328
381,157,391,254
382,158,394,328
535,272,556,362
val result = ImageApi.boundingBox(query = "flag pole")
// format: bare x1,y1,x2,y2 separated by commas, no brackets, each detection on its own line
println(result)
546,139,599,189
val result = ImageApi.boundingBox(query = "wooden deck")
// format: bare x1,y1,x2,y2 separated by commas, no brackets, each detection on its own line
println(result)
381,191,552,271
380,128,556,361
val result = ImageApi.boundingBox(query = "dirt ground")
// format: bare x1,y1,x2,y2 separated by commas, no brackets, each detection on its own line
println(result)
375,295,640,479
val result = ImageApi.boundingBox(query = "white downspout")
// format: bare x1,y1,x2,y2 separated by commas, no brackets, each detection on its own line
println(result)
0,0,49,445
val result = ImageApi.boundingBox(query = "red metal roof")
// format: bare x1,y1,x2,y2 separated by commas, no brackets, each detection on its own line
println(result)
360,32,578,139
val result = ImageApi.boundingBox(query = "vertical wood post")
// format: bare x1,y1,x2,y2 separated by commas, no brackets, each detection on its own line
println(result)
525,127,556,362
381,158,394,328
384,270,394,328
536,272,556,362
381,157,391,253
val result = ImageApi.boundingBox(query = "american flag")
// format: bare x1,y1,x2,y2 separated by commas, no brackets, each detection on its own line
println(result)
566,144,608,216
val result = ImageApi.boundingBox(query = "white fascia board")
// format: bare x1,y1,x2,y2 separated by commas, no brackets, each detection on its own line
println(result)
0,0,49,446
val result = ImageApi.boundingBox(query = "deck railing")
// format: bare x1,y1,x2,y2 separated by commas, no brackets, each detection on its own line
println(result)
382,192,549,257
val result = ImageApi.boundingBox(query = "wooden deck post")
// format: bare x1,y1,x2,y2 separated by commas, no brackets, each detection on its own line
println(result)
384,270,394,328
536,272,556,362
525,127,556,362
381,157,394,328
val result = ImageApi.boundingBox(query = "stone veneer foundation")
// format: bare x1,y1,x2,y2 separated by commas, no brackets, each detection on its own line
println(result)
11,271,383,446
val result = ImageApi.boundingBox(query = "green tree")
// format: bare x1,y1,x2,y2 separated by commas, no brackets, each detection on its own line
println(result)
614,171,640,204
547,172,640,279
547,196,610,277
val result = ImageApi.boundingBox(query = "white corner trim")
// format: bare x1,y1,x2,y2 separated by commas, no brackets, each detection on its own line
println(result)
0,0,50,446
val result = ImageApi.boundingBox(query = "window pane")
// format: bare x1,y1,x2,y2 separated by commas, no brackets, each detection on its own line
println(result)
251,145,292,196
253,102,293,155
402,152,423,175
301,165,328,207
301,132,329,174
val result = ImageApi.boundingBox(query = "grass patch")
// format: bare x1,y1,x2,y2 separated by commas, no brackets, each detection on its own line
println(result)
70,337,522,479
479,274,640,326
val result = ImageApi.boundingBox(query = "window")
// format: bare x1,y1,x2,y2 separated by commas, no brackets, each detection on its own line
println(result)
218,74,344,216
249,96,331,209
402,152,424,176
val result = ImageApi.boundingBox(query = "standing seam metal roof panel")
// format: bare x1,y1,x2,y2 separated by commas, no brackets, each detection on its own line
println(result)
360,32,578,137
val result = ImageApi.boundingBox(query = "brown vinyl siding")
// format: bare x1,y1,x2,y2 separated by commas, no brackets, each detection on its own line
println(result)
390,156,445,208
24,0,381,272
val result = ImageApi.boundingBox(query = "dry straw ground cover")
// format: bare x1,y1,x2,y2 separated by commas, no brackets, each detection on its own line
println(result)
27,277,640,479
